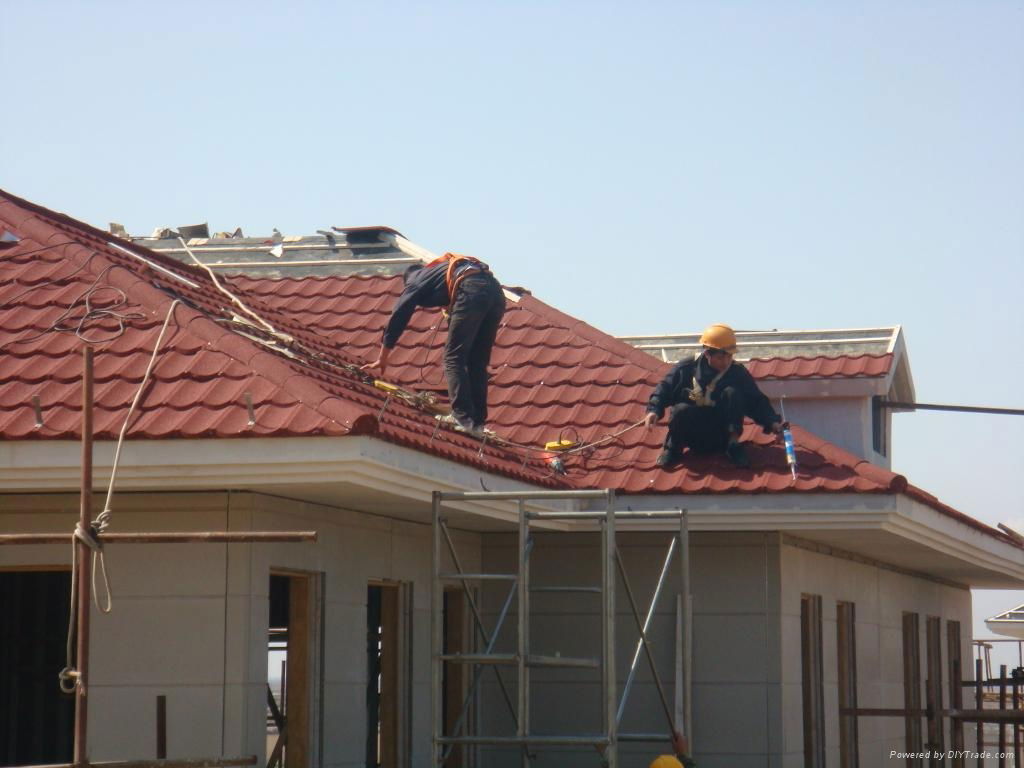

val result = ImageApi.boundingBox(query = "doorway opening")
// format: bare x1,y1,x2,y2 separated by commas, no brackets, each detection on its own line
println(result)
0,569,74,765
268,571,319,768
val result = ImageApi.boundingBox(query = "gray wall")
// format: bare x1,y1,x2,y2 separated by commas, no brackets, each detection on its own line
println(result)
476,530,783,768
778,538,973,767
0,491,481,768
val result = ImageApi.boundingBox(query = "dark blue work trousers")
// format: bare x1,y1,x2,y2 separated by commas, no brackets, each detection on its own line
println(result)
664,385,747,454
444,274,505,427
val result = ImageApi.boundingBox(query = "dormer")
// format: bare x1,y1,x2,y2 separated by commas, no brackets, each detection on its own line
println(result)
619,326,915,470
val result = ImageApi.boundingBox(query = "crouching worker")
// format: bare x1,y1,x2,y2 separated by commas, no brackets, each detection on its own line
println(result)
644,323,782,469
361,253,506,436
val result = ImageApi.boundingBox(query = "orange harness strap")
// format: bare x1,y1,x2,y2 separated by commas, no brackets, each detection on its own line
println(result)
425,252,489,309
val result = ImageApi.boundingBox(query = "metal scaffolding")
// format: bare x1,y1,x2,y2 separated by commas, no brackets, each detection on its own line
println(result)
431,489,691,768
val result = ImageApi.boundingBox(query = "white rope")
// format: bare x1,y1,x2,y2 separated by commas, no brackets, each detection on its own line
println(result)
96,299,182,532
59,300,181,693
178,237,292,343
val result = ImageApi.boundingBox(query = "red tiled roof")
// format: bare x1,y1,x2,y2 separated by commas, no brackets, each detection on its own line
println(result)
225,274,981,503
0,190,1011,549
745,353,893,379
0,189,560,486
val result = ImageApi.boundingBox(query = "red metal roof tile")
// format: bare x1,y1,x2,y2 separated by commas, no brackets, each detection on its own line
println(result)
0,189,1003,543
745,353,893,380
0,189,559,486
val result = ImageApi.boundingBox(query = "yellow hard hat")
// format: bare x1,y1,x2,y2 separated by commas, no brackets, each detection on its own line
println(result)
650,756,684,768
699,323,737,353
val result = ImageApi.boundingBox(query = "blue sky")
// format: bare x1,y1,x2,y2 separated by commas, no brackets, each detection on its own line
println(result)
3,1,1022,651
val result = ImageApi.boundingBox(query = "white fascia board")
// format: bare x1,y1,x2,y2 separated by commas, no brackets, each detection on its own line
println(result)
889,494,1024,581
609,491,1024,583
0,436,572,524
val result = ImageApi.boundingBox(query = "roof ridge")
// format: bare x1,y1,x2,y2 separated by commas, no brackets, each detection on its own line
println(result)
0,192,384,438
0,189,207,288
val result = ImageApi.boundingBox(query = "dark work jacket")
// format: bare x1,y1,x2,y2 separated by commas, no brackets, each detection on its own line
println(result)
646,353,780,430
382,261,496,348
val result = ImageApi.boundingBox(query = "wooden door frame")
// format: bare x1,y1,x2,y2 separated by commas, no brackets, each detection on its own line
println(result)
271,568,324,768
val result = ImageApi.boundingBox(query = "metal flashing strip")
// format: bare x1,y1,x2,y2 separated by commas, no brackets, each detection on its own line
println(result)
107,241,200,289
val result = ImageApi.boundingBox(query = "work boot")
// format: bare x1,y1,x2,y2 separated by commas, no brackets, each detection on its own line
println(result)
437,413,482,437
655,449,684,469
725,441,751,468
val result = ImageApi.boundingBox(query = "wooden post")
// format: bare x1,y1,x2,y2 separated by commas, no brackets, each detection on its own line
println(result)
1014,678,1021,767
74,346,94,764
977,659,985,768
1001,666,1008,768
948,621,964,768
926,617,944,766
156,695,167,759
904,613,923,768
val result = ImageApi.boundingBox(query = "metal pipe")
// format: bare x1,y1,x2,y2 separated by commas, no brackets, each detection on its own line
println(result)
617,733,677,743
615,548,675,735
0,532,317,545
879,401,1024,417
681,509,692,748
442,544,531,764
438,521,521,729
517,498,530,768
604,490,618,768
617,537,676,725
203,257,418,268
439,490,609,501
526,511,685,521
21,759,258,768
431,492,443,768
74,346,93,764
149,242,394,254
436,736,609,747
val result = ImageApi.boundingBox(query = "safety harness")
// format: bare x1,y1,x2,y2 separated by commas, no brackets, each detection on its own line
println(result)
688,351,731,407
425,252,490,311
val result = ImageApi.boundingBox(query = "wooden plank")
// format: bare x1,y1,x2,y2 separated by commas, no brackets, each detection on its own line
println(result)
443,589,466,768
0,532,316,545
1013,679,1021,767
16,759,257,768
926,617,943,767
156,696,166,759
381,584,400,768
903,613,923,768
948,622,964,768
977,659,984,768
285,576,309,768
801,595,825,768
837,601,859,768
1000,666,1008,768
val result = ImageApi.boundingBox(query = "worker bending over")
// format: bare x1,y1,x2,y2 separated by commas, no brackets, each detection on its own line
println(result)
362,253,505,436
644,324,782,469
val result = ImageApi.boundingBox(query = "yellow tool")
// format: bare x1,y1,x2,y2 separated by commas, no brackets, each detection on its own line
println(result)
544,439,578,452
374,380,401,393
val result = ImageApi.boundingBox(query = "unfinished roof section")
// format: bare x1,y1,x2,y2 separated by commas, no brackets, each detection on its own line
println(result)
621,326,916,403
127,225,426,279
0,189,559,487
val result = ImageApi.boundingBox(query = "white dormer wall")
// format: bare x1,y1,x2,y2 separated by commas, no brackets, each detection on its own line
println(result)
760,392,889,468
